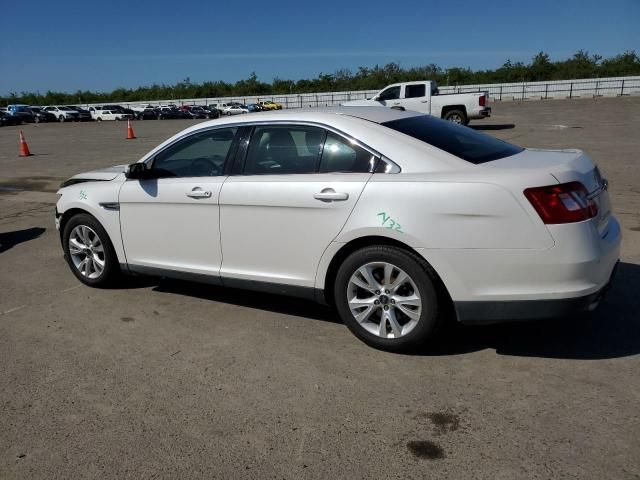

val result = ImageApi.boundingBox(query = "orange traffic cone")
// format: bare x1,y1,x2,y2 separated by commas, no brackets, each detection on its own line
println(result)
19,131,32,157
126,119,136,140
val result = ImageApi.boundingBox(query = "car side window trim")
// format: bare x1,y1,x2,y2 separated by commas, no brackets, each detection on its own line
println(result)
230,121,398,176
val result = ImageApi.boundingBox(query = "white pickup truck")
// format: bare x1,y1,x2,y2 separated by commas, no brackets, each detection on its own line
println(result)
342,80,491,125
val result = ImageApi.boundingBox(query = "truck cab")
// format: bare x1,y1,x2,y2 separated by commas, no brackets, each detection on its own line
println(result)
343,80,491,125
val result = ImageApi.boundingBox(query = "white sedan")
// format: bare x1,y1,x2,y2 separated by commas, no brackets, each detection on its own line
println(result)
92,109,131,121
222,105,248,115
54,107,620,351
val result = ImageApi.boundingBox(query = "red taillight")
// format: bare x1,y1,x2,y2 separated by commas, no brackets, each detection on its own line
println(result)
479,95,486,107
524,181,598,224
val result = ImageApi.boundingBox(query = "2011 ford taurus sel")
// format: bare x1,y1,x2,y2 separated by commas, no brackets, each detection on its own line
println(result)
55,107,620,351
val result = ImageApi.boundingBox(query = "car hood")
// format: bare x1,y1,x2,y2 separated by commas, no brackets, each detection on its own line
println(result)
75,164,127,180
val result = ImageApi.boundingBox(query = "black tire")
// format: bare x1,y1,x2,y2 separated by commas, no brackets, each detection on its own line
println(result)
443,109,467,125
62,213,119,288
333,246,442,352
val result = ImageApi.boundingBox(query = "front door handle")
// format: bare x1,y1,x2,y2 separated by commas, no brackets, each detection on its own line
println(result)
314,188,349,202
186,188,212,199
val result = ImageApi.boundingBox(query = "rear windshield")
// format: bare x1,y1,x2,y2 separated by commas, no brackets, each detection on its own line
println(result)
382,115,523,164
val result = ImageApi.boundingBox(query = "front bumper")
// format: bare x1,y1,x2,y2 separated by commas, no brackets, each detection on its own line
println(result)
55,207,61,231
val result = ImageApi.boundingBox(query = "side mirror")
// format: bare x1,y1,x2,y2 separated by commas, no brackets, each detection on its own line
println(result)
125,162,149,179
373,95,380,101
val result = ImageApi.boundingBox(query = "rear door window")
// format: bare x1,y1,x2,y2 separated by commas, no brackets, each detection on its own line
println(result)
404,84,426,98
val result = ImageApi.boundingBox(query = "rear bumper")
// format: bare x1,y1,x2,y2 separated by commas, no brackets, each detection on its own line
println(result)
469,107,491,120
455,262,618,325
420,215,621,324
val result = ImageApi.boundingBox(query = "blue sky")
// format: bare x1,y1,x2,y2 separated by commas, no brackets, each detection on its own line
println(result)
1,0,638,94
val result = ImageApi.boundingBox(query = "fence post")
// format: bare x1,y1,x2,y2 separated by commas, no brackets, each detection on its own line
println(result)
499,85,502,101
544,83,548,100
620,79,625,96
595,80,599,97
569,82,573,99
522,82,525,101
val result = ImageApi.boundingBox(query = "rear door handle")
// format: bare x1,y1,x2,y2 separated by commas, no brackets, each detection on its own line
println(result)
186,188,212,199
314,189,349,202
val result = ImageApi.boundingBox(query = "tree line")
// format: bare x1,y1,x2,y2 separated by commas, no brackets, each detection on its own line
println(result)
3,50,639,105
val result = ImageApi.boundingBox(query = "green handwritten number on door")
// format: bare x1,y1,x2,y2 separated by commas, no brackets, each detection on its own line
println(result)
377,211,403,233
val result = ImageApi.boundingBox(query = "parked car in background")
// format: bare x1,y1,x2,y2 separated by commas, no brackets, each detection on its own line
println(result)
7,105,36,123
68,106,93,122
342,80,491,125
136,108,158,120
28,106,57,123
156,107,185,120
259,100,282,110
222,105,248,115
43,106,80,122
94,109,132,121
203,106,221,119
100,104,135,117
0,111,22,126
246,103,263,112
183,106,209,119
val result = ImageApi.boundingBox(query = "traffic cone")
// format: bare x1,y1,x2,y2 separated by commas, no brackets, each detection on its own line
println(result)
126,119,136,140
19,131,32,157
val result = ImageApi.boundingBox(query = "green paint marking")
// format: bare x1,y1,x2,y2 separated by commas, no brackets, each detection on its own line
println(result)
79,190,87,200
377,211,403,233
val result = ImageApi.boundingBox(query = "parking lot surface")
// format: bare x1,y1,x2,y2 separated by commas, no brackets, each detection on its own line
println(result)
1,98,639,479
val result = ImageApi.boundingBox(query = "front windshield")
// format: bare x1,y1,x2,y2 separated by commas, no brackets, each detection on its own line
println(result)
59,106,73,111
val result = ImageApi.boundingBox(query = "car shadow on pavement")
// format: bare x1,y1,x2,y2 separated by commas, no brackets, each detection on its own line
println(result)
144,262,639,360
428,262,640,360
0,227,46,253
152,279,338,323
470,123,516,131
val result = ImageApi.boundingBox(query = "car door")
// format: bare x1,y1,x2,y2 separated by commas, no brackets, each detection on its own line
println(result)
219,124,376,291
118,127,239,280
398,83,431,114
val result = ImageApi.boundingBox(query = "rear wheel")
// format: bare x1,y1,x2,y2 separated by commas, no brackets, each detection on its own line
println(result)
443,109,467,125
62,213,119,287
334,246,442,352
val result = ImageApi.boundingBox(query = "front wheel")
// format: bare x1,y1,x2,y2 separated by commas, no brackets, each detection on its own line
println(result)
334,246,442,352
62,213,119,287
59,115,65,123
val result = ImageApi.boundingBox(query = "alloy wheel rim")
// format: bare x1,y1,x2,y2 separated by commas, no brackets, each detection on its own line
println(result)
347,262,422,339
68,225,105,279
